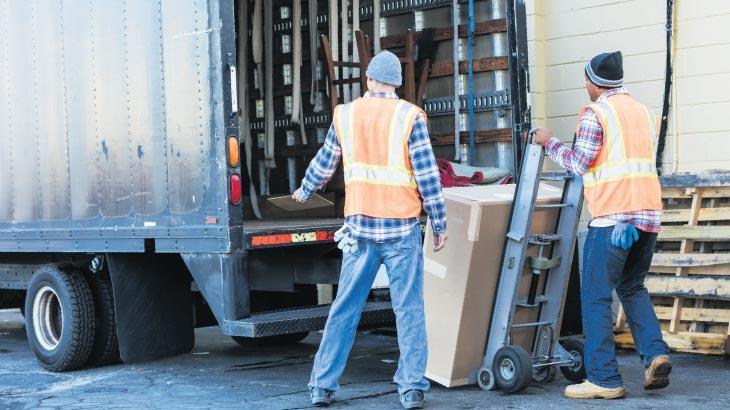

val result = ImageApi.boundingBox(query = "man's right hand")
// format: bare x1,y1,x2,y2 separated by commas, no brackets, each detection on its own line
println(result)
531,127,554,146
433,233,448,252
292,187,308,203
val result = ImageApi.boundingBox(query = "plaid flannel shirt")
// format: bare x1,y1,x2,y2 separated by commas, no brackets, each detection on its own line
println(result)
300,92,447,241
545,87,661,233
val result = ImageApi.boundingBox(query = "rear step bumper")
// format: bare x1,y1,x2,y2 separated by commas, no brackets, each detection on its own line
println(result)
223,301,395,337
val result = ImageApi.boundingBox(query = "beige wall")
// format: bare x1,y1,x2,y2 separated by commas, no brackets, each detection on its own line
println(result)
526,0,730,173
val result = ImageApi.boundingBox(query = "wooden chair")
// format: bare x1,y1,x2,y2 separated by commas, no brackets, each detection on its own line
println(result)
320,34,364,110
354,29,432,106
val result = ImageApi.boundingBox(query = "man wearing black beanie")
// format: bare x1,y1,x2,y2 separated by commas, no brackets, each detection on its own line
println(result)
532,51,671,399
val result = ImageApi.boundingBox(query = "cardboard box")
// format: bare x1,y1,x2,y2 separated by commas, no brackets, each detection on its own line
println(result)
423,184,562,387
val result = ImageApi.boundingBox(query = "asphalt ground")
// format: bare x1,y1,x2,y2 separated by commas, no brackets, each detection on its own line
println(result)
1,309,728,409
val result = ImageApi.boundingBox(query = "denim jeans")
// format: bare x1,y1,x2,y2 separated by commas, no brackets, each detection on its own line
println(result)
581,226,669,388
309,225,430,395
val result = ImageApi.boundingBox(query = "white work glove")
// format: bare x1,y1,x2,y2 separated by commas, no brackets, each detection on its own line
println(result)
433,233,448,252
334,225,347,242
292,186,308,203
334,226,358,254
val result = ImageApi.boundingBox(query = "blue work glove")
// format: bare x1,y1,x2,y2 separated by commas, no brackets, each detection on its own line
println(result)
611,222,639,250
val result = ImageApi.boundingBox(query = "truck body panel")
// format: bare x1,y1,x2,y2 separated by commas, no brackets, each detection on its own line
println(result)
0,0,232,254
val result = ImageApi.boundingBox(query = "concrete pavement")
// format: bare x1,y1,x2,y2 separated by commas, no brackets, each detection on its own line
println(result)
1,309,728,409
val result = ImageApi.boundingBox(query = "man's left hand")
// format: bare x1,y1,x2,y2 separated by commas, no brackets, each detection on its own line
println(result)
531,127,554,147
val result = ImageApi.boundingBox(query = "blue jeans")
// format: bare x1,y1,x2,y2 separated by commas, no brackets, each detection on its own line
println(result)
581,226,669,388
309,225,430,395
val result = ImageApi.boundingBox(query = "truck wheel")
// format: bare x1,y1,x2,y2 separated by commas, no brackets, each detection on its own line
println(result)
231,332,310,347
492,345,533,394
24,265,95,372
86,272,120,367
559,339,587,383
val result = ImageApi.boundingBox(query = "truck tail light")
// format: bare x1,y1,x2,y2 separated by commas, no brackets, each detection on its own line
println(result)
230,174,242,205
228,136,240,167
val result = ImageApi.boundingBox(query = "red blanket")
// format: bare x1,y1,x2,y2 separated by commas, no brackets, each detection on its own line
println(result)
436,159,483,187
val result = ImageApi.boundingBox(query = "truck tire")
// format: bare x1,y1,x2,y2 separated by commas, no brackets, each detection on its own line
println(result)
24,265,96,372
86,272,120,367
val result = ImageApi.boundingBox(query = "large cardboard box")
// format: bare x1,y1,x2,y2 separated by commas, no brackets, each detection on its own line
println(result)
423,184,562,387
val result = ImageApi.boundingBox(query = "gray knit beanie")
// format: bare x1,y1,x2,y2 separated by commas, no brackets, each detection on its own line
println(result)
365,51,402,87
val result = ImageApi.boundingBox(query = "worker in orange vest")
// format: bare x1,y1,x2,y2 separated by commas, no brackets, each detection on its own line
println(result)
533,51,671,399
293,51,447,409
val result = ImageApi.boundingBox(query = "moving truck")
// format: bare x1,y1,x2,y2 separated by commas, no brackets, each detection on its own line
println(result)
0,0,529,371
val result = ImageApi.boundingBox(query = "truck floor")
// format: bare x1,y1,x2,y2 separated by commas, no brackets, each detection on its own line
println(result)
0,309,727,409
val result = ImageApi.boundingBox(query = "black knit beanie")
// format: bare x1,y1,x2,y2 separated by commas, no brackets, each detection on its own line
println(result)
585,51,623,88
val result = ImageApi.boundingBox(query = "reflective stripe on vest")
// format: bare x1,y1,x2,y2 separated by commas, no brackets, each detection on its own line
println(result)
345,163,417,188
337,100,417,187
582,158,657,187
584,100,658,188
336,102,356,166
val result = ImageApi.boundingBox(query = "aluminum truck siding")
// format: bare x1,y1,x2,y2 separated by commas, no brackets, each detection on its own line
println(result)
0,0,236,254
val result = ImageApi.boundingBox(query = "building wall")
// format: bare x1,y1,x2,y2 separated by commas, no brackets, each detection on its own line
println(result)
526,0,730,173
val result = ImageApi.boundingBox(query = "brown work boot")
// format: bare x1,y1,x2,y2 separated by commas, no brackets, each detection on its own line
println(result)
644,355,672,390
564,380,626,399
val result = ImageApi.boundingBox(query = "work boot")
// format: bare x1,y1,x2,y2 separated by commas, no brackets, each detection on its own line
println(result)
400,389,425,409
564,380,625,399
309,387,334,407
644,355,672,390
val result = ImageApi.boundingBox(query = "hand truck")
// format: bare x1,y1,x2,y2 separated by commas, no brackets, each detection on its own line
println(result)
477,139,586,393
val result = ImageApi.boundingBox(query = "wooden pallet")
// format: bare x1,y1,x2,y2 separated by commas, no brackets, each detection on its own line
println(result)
614,172,730,355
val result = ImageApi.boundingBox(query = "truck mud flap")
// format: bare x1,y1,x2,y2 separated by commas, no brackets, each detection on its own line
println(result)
106,253,194,363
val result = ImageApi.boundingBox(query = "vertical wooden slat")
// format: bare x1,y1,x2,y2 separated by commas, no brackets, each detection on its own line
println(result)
320,35,339,110
404,30,416,103
689,197,715,333
416,59,431,107
669,188,704,333
355,30,370,92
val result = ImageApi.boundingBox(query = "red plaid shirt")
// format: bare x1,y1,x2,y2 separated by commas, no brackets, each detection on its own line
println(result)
545,87,661,233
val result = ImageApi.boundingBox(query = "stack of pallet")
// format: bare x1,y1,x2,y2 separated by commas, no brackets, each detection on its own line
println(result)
614,172,730,355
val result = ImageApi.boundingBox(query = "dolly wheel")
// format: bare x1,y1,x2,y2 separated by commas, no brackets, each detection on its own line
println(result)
533,365,556,383
492,345,533,393
477,367,495,391
559,339,587,383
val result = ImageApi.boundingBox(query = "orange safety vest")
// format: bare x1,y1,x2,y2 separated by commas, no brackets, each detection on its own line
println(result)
580,93,663,217
332,97,425,218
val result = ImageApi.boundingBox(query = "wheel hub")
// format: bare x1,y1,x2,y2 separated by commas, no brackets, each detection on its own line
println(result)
33,286,63,351
499,358,516,380
569,349,582,371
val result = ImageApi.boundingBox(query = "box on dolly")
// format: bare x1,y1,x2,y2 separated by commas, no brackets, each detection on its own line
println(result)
423,184,562,387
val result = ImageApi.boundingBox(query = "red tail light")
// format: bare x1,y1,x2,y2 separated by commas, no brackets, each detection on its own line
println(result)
230,174,242,205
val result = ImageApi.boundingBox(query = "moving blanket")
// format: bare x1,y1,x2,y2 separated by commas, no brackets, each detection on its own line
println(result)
436,159,510,187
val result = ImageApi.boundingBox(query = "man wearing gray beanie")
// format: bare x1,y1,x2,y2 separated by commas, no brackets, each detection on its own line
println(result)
532,51,671,399
293,50,447,409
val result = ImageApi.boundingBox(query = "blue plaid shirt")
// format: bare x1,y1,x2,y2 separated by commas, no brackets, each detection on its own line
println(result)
300,92,447,241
